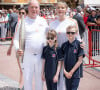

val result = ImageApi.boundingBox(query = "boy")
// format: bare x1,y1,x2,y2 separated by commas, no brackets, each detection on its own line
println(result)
60,25,85,90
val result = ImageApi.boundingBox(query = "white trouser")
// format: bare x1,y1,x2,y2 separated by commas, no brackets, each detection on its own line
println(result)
23,50,43,90
1,25,7,38
57,66,66,90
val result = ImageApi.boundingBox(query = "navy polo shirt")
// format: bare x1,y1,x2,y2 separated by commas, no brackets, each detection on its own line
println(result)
60,39,85,78
41,45,62,80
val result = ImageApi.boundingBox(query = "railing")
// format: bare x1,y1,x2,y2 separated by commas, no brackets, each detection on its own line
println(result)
84,25,100,68
0,21,12,41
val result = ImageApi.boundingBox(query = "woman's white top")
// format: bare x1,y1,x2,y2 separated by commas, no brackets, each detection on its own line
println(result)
49,17,81,47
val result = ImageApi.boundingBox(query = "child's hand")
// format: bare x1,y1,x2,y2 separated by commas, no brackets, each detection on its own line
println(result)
67,72,72,79
64,69,69,78
64,69,72,79
53,75,58,83
41,74,45,81
64,72,72,79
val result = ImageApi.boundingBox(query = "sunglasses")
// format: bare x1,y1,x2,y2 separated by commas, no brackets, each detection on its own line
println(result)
47,37,54,40
19,12,25,15
66,32,76,35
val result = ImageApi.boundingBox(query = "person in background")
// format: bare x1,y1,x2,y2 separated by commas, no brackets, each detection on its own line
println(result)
1,11,8,41
8,8,18,37
87,9,97,26
73,6,86,39
60,25,85,90
96,15,100,25
83,10,90,25
0,12,5,41
13,0,48,90
0,12,3,38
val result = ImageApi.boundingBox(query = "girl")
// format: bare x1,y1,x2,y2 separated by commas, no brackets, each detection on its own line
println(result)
41,30,62,90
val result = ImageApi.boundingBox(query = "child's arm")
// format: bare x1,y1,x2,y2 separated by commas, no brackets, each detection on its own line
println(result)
64,68,71,79
63,61,72,79
41,59,45,81
69,55,83,77
53,61,61,83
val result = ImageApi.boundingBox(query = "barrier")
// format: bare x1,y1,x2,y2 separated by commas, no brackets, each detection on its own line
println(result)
0,21,13,41
84,25,100,68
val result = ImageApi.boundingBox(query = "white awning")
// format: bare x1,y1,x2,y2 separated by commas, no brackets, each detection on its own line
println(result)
84,0,100,6
0,3,55,5
0,3,28,5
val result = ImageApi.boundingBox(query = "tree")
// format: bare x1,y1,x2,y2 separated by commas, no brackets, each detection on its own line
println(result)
60,0,79,9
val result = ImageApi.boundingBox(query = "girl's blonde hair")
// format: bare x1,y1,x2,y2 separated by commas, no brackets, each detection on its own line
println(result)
46,30,58,49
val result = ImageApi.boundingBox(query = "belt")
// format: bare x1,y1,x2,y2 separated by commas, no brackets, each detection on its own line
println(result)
33,53,37,55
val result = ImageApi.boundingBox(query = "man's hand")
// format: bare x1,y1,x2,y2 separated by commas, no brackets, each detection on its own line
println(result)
17,49,24,56
41,73,45,81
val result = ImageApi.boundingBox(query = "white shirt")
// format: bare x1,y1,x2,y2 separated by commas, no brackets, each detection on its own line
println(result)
14,15,48,54
49,17,81,47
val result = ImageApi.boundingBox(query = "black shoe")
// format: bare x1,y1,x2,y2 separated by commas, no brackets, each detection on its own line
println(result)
18,86,24,90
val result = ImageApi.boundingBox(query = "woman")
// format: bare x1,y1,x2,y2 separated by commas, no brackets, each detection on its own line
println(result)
49,1,81,90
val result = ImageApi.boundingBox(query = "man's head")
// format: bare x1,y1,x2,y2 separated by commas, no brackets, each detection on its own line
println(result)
28,0,40,19
19,7,27,18
76,6,82,13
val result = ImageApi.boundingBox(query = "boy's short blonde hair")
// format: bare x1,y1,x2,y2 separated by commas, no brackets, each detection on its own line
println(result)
66,25,78,33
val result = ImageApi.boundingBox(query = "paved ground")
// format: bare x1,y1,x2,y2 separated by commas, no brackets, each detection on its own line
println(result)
0,41,100,90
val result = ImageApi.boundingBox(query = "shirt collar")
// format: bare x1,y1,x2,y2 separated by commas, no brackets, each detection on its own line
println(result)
48,45,55,50
68,39,77,47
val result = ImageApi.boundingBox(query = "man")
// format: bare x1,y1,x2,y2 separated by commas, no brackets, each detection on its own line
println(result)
14,0,48,90
73,6,86,39
8,9,18,37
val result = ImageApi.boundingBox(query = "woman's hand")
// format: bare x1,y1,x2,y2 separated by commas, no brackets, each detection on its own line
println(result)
80,41,85,49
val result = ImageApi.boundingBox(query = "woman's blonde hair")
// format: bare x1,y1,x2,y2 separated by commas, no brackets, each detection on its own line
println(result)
46,30,58,49
56,1,68,8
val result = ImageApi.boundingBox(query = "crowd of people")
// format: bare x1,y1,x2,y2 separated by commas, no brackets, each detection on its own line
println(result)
0,0,100,90
0,2,100,41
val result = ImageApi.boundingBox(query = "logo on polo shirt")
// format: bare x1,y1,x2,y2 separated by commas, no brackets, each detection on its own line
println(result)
74,49,77,53
52,54,56,57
